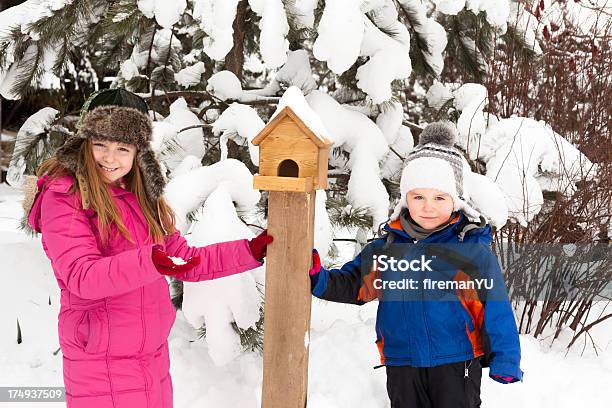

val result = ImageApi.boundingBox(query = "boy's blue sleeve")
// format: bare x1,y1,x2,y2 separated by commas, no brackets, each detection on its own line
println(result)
311,241,381,305
481,246,524,382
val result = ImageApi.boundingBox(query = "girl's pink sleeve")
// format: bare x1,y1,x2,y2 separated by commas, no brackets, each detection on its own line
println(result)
163,231,262,282
41,190,162,300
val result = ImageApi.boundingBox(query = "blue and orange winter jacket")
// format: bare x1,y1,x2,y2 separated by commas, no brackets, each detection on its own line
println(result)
310,213,523,382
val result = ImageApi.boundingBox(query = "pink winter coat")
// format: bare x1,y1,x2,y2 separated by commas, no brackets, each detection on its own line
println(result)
27,175,262,408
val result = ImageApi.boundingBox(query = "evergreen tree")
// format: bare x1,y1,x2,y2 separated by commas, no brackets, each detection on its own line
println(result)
2,0,606,352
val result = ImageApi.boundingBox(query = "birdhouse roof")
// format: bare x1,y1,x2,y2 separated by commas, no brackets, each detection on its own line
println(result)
252,86,333,147
252,106,333,147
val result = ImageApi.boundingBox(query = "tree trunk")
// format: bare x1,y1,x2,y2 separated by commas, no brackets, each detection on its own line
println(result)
224,0,248,81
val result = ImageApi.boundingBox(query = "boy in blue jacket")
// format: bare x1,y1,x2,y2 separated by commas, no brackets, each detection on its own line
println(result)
309,122,523,408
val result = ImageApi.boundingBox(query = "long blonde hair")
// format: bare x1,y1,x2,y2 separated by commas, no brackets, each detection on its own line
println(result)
37,138,175,244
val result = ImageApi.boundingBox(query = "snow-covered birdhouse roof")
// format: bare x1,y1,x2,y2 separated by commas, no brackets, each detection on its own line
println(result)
252,88,332,193
251,106,332,148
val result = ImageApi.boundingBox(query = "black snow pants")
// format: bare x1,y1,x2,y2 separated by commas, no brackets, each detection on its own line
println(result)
385,358,482,408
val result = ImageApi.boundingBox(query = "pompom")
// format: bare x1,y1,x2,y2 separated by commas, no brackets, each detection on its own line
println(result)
418,121,457,147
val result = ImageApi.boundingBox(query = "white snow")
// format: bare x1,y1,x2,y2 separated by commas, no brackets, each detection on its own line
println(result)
433,0,511,30
137,0,186,29
170,256,188,266
164,159,260,233
482,117,594,226
207,70,243,101
0,0,75,42
181,184,262,366
248,0,289,69
175,62,206,88
0,1,35,42
307,90,389,227
271,86,331,144
289,0,317,28
193,0,240,60
397,0,448,76
1,0,610,404
1,182,612,407
212,103,264,166
0,43,37,100
136,0,155,18
460,35,489,74
426,81,454,110
381,125,414,181
314,190,333,259
172,155,204,178
312,0,364,75
465,171,509,228
273,49,317,95
507,2,543,55
454,83,488,159
119,59,140,81
7,107,59,188
151,120,178,154
356,16,411,103
132,28,181,69
563,0,612,36
376,101,404,144
162,98,206,171
432,0,465,15
466,0,510,30
445,83,594,226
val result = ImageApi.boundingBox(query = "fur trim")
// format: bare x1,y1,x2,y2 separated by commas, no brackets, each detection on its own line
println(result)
137,148,167,207
56,136,85,174
418,121,457,147
21,175,39,215
19,175,39,236
78,106,152,148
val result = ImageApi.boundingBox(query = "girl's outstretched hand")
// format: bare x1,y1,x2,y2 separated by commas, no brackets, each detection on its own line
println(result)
152,245,200,276
248,230,274,261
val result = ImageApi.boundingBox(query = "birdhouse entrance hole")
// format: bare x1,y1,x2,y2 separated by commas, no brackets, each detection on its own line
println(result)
278,159,299,177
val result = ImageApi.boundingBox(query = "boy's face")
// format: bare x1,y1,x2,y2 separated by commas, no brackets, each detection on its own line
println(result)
406,188,455,229
91,139,137,185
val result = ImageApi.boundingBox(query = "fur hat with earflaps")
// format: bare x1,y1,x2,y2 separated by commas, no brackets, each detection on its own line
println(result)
390,121,482,221
56,104,166,209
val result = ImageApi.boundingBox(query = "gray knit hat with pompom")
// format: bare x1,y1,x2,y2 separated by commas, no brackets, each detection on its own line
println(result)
390,121,481,221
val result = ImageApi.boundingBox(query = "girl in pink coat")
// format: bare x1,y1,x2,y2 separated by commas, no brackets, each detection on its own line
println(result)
24,99,272,408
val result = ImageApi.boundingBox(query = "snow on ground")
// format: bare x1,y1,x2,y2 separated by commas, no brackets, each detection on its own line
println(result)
1,182,611,407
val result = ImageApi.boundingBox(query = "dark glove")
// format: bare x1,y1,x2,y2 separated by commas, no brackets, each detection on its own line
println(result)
248,230,273,261
152,245,200,276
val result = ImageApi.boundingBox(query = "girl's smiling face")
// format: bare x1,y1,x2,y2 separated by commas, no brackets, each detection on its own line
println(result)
91,139,136,184
406,188,455,229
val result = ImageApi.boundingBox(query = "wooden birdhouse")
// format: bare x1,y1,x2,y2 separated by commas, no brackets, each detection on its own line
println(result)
253,99,332,408
252,106,332,192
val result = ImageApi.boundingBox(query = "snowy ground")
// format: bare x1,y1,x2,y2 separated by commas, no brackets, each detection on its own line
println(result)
1,182,611,407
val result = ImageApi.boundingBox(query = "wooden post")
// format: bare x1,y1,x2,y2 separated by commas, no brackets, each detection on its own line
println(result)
261,190,316,408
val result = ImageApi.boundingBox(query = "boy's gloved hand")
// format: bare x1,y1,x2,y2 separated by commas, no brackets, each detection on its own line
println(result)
248,230,273,261
152,245,200,276
309,249,321,276
491,374,518,384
